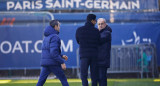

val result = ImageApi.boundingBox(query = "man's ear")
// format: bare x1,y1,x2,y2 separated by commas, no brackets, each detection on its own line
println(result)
91,20,94,24
54,25,57,29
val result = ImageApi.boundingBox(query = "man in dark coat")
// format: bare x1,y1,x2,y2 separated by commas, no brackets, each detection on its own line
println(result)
76,14,100,86
97,18,112,86
36,20,69,86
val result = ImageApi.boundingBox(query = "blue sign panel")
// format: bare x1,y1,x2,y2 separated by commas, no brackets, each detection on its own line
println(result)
0,12,160,69
0,12,53,69
0,22,160,69
0,26,43,69
0,0,159,11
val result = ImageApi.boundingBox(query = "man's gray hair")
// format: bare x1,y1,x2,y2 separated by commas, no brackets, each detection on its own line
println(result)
97,18,106,23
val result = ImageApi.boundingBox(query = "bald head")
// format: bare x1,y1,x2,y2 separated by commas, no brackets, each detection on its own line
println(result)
97,18,107,31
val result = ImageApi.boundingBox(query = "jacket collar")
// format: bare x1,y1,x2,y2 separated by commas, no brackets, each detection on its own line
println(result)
85,21,94,27
99,28,105,33
100,25,112,33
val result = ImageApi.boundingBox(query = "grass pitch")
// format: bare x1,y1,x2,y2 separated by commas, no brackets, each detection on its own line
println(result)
0,79,160,86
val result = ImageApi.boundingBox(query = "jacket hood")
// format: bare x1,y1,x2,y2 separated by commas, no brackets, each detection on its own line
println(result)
44,26,59,36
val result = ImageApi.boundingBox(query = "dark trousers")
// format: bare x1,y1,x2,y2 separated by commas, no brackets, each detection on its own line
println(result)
98,66,107,86
36,66,69,86
80,57,98,86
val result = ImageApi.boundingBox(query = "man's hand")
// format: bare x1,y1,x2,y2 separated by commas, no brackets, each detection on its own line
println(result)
61,63,66,70
62,55,68,61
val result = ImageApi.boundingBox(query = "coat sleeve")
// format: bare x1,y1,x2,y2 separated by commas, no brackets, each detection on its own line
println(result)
76,28,80,44
50,36,64,64
105,31,111,42
100,31,111,44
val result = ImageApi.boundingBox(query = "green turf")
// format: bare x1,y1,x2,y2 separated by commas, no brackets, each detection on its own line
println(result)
0,79,159,86
114,82,160,86
0,83,83,86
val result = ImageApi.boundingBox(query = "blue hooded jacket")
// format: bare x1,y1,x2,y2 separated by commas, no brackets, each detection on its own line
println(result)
40,26,64,66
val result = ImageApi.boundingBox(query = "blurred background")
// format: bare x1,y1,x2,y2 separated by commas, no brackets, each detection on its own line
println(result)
0,0,160,86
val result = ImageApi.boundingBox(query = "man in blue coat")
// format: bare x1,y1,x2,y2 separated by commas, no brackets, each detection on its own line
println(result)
97,18,112,86
36,20,69,86
76,14,100,86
